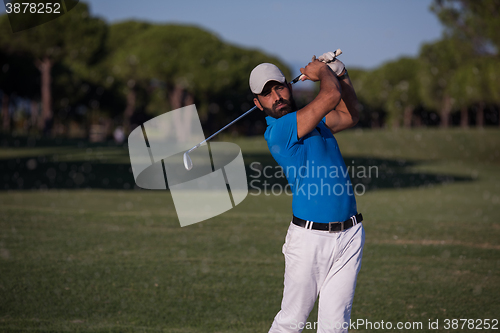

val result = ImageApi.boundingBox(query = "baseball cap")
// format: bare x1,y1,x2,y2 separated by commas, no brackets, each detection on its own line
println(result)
249,63,286,95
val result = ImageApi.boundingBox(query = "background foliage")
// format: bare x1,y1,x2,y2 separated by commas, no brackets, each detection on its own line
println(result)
0,0,499,140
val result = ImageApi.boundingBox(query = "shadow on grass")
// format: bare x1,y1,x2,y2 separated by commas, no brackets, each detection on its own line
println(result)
1,135,136,191
242,152,473,192
0,135,473,191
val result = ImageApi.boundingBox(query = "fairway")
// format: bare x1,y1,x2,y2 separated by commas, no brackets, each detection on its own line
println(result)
1,128,499,332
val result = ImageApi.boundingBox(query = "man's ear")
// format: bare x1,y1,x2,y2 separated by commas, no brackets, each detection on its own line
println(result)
254,97,263,111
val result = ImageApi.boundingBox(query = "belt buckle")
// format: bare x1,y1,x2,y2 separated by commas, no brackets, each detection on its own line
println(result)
328,221,343,233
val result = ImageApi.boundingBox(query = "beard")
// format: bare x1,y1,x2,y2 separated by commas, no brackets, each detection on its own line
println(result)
262,96,298,119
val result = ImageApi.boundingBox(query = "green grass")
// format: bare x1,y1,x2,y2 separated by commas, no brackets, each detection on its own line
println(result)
0,128,499,332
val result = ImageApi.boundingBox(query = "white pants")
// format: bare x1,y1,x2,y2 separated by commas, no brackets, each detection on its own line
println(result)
269,221,365,333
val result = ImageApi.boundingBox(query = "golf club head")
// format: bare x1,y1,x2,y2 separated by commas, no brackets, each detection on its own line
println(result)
183,152,193,171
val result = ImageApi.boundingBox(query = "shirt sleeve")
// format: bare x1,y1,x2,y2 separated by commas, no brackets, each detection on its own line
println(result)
266,112,301,157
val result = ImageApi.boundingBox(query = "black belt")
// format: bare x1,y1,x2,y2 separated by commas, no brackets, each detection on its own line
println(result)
292,213,363,233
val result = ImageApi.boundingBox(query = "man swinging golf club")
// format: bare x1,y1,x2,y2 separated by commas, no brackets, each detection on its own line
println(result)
249,52,365,333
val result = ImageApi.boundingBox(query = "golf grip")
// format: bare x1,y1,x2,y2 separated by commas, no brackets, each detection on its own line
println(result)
291,48,342,84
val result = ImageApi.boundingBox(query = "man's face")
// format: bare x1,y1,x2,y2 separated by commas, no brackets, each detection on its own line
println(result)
254,81,297,119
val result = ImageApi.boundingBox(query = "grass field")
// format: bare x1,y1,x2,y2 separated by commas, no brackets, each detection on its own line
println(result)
1,128,499,332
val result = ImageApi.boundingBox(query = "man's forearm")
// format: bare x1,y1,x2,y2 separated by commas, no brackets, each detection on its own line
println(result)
339,73,360,122
296,64,342,139
325,72,360,133
317,68,343,111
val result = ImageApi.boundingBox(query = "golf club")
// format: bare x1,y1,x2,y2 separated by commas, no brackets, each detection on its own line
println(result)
183,48,342,170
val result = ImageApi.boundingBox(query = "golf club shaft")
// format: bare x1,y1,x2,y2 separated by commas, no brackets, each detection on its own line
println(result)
187,105,258,153
291,73,304,85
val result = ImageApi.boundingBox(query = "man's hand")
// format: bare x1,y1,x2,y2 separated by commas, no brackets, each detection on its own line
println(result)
317,51,337,63
318,51,345,76
325,59,345,76
299,59,332,82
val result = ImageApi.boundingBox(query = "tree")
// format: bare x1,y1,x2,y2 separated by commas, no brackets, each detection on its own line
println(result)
431,0,500,55
0,50,39,132
101,22,291,135
427,1,500,128
483,60,500,125
128,24,291,112
96,20,154,133
418,37,475,127
378,58,422,128
0,1,107,135
352,67,390,128
448,57,500,127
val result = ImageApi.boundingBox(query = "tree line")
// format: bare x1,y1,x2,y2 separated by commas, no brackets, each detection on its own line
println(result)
0,0,499,141
0,1,290,140
350,0,500,128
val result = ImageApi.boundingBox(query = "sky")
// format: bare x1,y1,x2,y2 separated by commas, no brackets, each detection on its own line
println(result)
85,0,444,78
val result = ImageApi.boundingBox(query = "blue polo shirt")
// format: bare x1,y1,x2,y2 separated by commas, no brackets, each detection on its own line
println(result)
264,112,357,223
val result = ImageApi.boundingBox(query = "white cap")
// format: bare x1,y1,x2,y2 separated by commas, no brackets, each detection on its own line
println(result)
249,63,286,94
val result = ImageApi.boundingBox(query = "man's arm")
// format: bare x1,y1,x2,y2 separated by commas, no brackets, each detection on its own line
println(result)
296,60,342,139
324,71,360,134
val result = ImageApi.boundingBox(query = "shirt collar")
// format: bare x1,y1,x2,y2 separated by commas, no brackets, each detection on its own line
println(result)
266,116,277,126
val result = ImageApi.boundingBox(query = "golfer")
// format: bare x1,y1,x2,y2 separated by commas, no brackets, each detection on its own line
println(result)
249,54,365,333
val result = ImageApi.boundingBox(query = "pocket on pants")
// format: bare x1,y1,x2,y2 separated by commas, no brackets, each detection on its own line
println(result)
282,223,295,255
